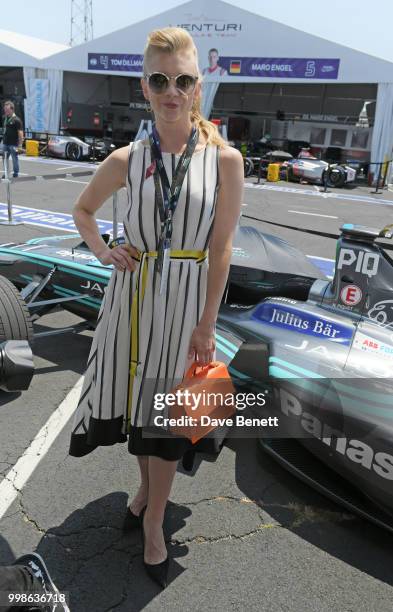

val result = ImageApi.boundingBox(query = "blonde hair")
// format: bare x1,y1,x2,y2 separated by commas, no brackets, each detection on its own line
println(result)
143,27,226,147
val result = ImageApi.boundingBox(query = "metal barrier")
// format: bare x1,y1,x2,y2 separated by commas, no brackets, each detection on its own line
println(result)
256,159,263,184
0,150,22,226
320,163,331,193
0,163,119,234
369,160,392,194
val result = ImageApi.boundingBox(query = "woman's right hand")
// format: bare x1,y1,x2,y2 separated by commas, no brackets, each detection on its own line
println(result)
98,244,141,273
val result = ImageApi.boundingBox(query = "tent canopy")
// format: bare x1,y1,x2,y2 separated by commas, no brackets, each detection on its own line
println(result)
0,29,68,65
41,0,393,84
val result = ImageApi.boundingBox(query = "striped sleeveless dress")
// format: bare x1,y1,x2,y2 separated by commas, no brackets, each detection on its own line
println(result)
69,138,220,458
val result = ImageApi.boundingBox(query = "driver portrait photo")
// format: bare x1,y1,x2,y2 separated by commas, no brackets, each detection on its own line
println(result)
202,48,228,77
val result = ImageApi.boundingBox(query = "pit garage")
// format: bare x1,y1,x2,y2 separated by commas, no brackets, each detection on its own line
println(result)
61,71,147,145
212,82,377,162
0,66,26,119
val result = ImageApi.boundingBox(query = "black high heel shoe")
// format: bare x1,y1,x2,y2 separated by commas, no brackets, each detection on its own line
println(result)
141,509,169,589
122,504,146,532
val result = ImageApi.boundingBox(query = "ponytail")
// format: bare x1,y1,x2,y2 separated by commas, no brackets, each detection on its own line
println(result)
191,88,226,147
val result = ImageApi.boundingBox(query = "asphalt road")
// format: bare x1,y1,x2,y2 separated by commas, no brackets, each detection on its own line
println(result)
1,156,393,612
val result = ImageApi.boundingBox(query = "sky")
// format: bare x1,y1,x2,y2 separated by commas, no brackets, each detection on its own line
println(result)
1,0,393,62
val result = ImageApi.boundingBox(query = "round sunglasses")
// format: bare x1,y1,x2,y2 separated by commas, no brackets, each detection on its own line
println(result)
145,72,199,95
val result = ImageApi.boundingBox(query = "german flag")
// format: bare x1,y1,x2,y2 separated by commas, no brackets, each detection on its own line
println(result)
230,60,241,74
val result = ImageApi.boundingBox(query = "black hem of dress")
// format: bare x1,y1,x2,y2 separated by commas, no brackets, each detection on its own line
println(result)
127,425,193,461
69,415,127,457
69,418,227,472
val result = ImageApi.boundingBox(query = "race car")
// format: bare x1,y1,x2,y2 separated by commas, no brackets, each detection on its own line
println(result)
0,340,33,392
0,222,393,532
220,223,393,532
84,137,116,161
47,132,91,161
245,150,294,178
286,156,357,187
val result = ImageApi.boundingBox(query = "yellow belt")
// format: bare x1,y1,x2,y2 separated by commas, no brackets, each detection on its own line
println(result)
126,249,208,426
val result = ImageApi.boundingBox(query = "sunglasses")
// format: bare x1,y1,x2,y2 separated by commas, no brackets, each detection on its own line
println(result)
145,72,198,95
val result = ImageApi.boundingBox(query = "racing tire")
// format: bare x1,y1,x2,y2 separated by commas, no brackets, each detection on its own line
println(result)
65,142,82,162
327,166,346,188
0,276,34,344
244,158,254,177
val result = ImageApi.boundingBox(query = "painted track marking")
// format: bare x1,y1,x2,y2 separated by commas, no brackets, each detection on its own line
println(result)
57,178,90,184
0,377,83,520
244,182,393,206
288,210,338,219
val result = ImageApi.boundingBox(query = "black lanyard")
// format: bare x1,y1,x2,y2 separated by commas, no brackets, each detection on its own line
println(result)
149,123,199,245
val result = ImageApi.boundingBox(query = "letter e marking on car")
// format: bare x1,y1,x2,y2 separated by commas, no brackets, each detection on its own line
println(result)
340,285,362,306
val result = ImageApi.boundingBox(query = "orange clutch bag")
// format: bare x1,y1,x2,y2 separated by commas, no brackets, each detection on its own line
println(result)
169,361,236,444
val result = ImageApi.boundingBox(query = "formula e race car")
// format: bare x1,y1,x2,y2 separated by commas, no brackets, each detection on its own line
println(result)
1,222,393,532
286,157,357,187
47,132,91,161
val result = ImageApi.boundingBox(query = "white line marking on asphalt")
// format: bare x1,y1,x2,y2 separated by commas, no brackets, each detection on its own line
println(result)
288,210,338,219
55,166,81,171
57,178,89,184
0,377,83,521
19,155,97,170
0,202,115,234
313,185,319,192
244,182,393,206
2,173,29,178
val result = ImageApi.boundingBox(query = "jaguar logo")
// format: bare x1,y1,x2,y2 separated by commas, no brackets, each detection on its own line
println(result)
80,280,104,295
368,299,393,328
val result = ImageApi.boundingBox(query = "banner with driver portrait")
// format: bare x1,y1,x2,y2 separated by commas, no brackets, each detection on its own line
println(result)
87,52,340,80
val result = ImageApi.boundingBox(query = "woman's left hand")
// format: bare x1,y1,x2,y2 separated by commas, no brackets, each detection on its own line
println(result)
188,321,216,366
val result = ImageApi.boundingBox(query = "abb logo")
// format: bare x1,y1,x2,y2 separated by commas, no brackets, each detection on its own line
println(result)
340,284,362,306
363,339,378,349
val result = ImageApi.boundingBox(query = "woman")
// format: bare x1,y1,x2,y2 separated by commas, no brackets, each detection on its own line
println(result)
68,27,243,587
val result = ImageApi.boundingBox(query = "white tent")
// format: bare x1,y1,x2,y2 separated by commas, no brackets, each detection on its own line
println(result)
0,30,68,64
41,0,393,84
4,0,393,173
0,35,42,68
0,31,68,134
39,0,393,173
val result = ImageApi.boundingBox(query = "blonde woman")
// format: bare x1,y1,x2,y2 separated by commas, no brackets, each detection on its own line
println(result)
69,27,243,587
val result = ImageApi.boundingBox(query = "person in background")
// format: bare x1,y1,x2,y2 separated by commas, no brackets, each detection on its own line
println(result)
298,147,313,159
0,552,69,611
2,101,23,178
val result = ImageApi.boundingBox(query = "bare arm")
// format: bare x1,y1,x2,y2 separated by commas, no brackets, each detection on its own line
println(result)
17,130,24,147
202,145,244,324
72,146,138,272
188,145,244,365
